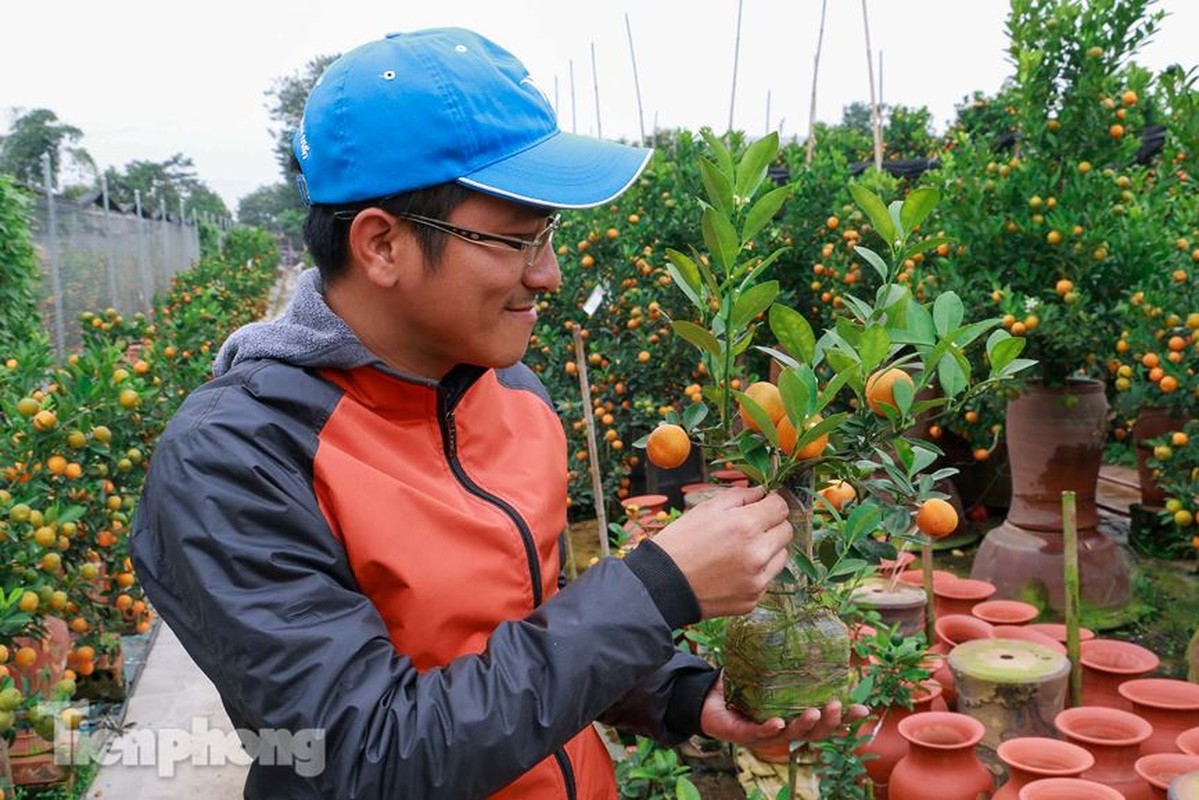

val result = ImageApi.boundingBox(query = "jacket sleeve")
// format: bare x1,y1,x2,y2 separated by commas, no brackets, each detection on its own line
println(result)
130,398,697,800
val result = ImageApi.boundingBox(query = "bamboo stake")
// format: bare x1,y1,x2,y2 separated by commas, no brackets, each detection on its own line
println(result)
922,540,936,647
590,42,603,139
1063,490,1082,708
728,0,744,134
805,0,830,166
624,13,647,146
570,59,578,134
573,327,609,559
861,0,883,172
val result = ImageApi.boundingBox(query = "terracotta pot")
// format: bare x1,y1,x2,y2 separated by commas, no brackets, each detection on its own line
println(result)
973,599,1040,626
1056,705,1155,800
9,617,71,698
9,728,64,786
621,494,669,516
1179,728,1199,757
994,736,1096,800
1026,622,1095,644
992,625,1068,655
1119,679,1199,756
889,711,994,800
880,550,917,576
1018,777,1127,799
710,469,749,488
1136,754,1199,799
1133,407,1190,508
856,680,944,800
1080,639,1161,711
1005,378,1109,531
934,614,996,651
897,569,958,591
933,578,997,620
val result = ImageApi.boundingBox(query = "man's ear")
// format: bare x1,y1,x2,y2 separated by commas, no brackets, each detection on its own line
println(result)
346,209,417,289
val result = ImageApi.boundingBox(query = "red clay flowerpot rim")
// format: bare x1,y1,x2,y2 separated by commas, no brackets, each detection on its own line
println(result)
1177,727,1199,757
935,614,996,648
1135,753,1199,790
1079,638,1161,674
1054,706,1153,747
972,599,1040,625
680,482,722,494
997,736,1095,776
1027,623,1096,643
1118,678,1199,711
621,494,669,511
1017,777,1125,800
992,625,1068,655
897,711,986,749
897,568,959,588
710,469,749,483
934,577,996,600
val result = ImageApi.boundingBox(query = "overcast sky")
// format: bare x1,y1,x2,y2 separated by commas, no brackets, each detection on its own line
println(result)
3,1,1196,213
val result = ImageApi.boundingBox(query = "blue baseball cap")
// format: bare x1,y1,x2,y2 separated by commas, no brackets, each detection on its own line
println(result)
293,28,653,209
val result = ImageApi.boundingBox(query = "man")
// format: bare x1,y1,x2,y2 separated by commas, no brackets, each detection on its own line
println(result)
130,27,863,799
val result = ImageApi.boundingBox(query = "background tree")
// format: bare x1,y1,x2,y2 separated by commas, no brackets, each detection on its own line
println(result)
0,107,95,189
237,182,304,241
264,53,339,176
102,154,229,218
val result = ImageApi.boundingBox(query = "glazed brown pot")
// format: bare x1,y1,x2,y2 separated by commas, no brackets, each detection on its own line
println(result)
1005,378,1109,531
1133,406,1190,508
1056,705,1154,800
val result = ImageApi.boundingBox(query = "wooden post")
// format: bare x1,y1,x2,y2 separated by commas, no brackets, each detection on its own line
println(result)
922,541,935,648
573,327,609,558
805,0,830,166
1062,490,1082,708
861,0,883,172
624,13,647,146
728,0,744,134
764,89,772,136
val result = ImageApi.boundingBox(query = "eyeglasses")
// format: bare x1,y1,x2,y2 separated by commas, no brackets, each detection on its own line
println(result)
335,205,560,268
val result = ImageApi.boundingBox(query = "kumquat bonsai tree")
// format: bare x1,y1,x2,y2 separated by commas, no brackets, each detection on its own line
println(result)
635,130,1035,727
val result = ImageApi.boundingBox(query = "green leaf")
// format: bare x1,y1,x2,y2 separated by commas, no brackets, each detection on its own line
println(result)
898,235,953,263
987,332,1025,373
699,158,734,216
828,558,871,579
825,347,858,374
937,351,967,397
664,248,705,312
846,503,883,541
849,183,898,248
839,293,874,324
734,132,779,202
892,371,915,414
768,304,816,364
682,402,709,432
910,445,938,475
817,368,854,412
739,246,789,287
778,366,813,422
834,317,863,349
702,207,740,275
888,199,905,242
732,390,780,447
672,320,722,358
859,322,891,374
855,245,890,283
793,412,848,453
742,184,790,243
677,777,703,800
900,186,939,235
701,128,734,177
755,345,799,371
689,245,721,296
889,297,937,345
950,318,1002,348
732,280,779,329
999,358,1038,378
932,292,965,337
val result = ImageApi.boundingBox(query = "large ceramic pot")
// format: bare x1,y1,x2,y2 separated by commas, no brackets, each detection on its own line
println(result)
994,736,1095,800
1056,705,1155,800
889,711,994,800
1079,639,1161,711
933,578,997,620
1132,407,1190,508
1006,378,1109,530
1018,778,1126,799
1119,679,1199,756
1136,754,1199,800
856,680,944,800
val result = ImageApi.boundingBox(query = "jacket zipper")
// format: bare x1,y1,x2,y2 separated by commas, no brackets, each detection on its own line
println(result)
438,400,577,800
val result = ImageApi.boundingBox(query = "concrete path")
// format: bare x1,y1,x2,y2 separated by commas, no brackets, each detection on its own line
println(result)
84,621,247,799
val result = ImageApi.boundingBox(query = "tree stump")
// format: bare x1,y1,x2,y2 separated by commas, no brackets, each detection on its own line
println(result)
949,638,1070,751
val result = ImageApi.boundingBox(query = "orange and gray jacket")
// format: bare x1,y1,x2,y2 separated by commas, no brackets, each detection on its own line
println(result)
130,268,717,799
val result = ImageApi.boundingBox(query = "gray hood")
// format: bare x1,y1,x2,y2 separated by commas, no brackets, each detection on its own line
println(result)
213,268,381,378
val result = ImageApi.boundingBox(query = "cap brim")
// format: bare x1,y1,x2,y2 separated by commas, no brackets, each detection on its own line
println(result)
457,131,652,210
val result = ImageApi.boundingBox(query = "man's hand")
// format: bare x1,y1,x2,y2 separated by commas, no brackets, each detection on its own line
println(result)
650,487,792,619
698,675,870,747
